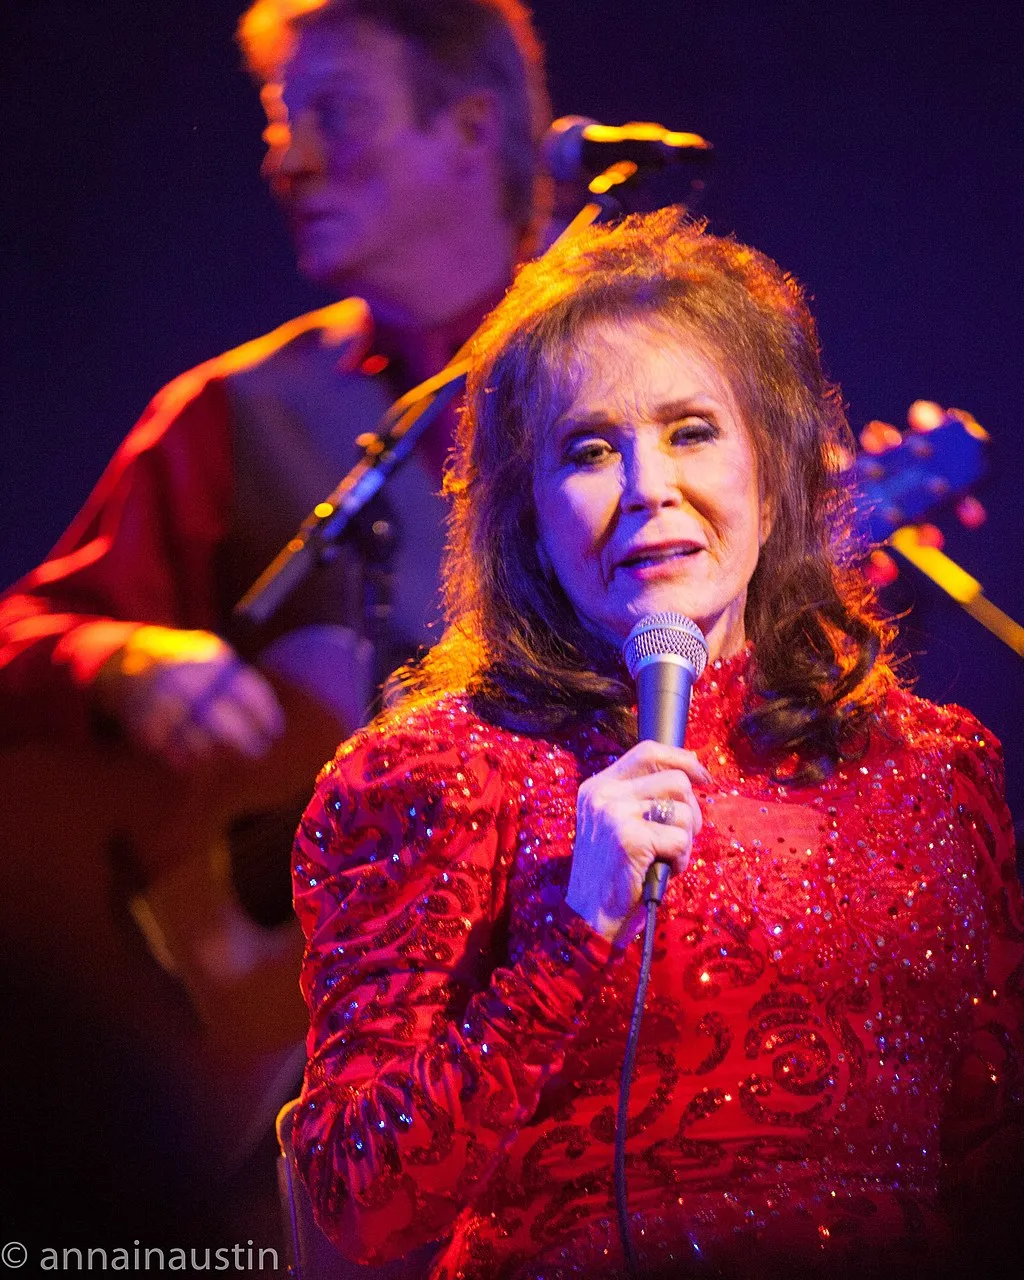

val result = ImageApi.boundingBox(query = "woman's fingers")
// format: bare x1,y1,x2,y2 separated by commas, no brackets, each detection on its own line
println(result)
567,748,709,940
600,738,712,786
633,770,704,837
576,763,704,839
641,797,696,845
622,814,695,877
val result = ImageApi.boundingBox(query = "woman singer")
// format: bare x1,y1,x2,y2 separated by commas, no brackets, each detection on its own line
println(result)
289,209,1024,1279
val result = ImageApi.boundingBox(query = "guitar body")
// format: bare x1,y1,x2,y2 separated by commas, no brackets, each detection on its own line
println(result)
0,633,358,1174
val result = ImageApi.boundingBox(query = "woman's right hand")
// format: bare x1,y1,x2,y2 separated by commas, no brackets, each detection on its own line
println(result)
565,740,710,942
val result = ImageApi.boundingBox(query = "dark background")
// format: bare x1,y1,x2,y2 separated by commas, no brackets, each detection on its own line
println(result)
3,0,1022,819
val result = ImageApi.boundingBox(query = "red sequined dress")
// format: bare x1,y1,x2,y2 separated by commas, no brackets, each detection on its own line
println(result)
291,649,1024,1278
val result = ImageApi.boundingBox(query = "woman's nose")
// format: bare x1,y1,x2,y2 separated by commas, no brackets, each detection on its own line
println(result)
620,440,680,513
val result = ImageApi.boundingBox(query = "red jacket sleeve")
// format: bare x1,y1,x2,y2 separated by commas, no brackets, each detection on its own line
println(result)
940,717,1024,1214
0,370,234,742
291,716,613,1264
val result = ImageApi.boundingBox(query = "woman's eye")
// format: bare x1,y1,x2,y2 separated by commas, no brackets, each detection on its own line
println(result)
671,418,718,446
564,438,613,467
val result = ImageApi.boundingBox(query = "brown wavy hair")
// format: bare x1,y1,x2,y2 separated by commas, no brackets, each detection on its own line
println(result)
237,0,551,238
396,208,898,782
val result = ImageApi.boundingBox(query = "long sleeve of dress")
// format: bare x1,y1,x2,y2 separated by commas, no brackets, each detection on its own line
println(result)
0,371,233,743
291,711,614,1264
940,714,1024,1215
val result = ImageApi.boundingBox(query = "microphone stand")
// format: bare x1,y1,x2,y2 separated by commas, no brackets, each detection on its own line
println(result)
233,176,654,626
234,354,470,625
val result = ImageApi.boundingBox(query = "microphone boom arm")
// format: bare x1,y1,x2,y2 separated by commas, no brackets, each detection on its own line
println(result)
234,358,470,624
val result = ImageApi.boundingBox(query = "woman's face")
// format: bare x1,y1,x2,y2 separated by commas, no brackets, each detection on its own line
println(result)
533,317,773,660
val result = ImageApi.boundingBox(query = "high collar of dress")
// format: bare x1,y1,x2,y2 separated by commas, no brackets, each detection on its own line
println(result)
686,641,754,742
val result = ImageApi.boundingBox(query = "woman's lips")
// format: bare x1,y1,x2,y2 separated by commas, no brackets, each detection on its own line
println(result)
615,543,704,574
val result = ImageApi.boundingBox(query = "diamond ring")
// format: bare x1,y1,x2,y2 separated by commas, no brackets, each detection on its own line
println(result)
645,797,677,825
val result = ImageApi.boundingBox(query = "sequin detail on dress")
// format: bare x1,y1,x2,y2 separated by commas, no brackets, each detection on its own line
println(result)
291,649,1023,1278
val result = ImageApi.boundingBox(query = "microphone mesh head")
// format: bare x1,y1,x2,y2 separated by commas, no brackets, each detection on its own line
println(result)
622,613,709,681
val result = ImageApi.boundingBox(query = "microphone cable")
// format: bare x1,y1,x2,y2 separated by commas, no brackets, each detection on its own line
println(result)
614,871,665,1275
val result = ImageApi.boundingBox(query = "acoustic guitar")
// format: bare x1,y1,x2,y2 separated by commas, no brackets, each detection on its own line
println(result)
0,623,367,1172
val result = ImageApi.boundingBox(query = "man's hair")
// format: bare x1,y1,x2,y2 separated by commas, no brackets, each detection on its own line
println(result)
237,0,550,233
399,207,898,783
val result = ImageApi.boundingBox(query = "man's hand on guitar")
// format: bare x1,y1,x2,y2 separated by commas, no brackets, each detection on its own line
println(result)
94,625,286,770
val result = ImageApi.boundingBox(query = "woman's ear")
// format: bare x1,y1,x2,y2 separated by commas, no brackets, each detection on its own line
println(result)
758,493,776,547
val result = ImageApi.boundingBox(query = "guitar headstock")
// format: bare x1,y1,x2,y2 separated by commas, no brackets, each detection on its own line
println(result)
846,401,989,548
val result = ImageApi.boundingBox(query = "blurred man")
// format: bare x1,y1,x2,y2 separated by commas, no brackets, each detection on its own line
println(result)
0,0,550,1246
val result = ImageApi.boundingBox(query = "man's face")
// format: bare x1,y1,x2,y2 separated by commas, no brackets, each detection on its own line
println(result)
262,19,468,299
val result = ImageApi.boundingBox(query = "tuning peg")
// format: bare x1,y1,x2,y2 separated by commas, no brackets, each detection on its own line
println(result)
915,523,945,549
946,408,990,443
859,420,902,454
955,495,987,529
865,549,899,587
907,400,945,432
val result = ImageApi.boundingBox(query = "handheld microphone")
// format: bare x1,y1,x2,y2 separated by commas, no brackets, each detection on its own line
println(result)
614,615,710,1271
543,115,713,183
622,612,709,902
